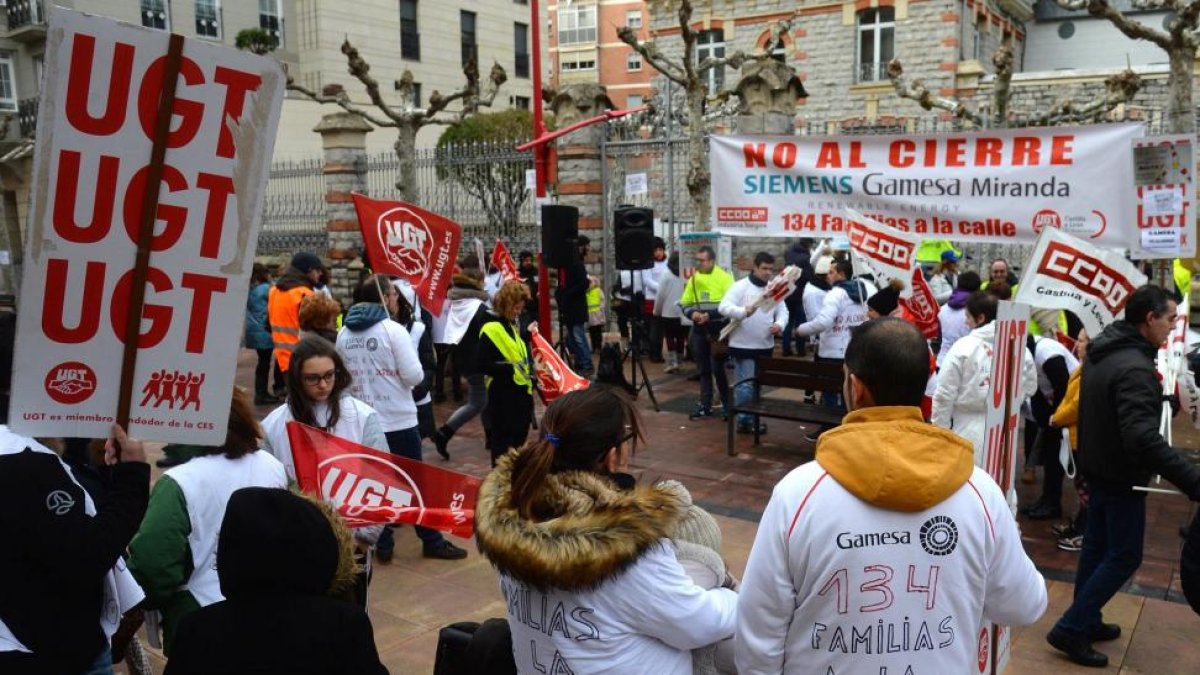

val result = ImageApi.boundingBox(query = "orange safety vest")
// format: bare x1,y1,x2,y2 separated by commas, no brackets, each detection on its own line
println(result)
268,285,312,371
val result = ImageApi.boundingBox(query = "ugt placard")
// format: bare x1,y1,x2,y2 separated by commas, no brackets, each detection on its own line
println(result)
10,9,284,443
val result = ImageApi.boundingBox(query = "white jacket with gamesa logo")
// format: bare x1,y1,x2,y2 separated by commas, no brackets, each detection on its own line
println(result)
736,407,1046,675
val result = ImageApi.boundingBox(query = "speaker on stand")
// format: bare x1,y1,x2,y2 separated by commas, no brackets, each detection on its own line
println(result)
611,206,659,411
540,204,582,367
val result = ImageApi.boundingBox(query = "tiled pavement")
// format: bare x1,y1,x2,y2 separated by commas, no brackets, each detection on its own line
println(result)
119,348,1200,674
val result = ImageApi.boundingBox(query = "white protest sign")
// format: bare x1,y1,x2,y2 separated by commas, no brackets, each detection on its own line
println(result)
525,169,537,191
10,9,284,443
846,208,920,298
709,125,1142,247
625,172,648,196
1014,227,1148,338
1132,135,1195,259
976,301,1029,675
1157,293,1190,442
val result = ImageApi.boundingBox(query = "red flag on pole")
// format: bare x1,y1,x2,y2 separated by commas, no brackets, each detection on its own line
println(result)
899,267,940,340
287,422,480,538
529,324,589,403
492,239,520,283
351,193,462,317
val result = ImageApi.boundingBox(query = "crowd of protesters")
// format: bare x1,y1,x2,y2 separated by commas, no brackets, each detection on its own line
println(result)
2,238,1200,675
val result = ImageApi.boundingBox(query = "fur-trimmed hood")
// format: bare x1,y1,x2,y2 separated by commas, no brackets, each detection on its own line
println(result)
474,448,687,591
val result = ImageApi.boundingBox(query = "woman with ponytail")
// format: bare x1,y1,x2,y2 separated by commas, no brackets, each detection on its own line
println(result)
474,387,738,674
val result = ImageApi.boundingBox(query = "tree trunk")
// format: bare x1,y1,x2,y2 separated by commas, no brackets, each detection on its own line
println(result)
687,85,711,231
1168,46,1196,134
394,124,419,203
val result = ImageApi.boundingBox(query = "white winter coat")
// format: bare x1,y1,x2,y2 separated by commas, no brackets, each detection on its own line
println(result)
931,321,1038,465
718,277,788,352
936,304,971,366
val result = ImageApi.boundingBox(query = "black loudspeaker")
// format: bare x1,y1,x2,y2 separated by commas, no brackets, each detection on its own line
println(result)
541,204,579,268
614,206,655,270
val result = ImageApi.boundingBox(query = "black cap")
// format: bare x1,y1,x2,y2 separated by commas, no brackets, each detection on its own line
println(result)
290,252,324,274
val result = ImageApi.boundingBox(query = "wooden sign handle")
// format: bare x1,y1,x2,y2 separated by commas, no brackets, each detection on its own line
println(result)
115,32,186,447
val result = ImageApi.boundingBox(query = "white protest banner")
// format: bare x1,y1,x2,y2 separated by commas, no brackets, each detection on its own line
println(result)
846,208,920,298
10,9,284,443
976,301,1029,675
1132,135,1195,258
1014,228,1148,338
710,125,1142,247
1156,292,1190,442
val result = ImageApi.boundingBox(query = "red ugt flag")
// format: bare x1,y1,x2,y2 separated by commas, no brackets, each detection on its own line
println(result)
352,194,461,317
899,267,940,340
492,239,520,283
530,324,589,403
288,422,480,538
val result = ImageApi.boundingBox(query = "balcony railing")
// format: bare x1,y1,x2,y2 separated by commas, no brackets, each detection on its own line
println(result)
18,98,37,138
7,0,46,34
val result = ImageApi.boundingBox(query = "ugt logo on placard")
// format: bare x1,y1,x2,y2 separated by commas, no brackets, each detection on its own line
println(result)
44,361,96,404
378,207,434,277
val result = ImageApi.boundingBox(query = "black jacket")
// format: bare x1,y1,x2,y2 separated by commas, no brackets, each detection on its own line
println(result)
166,488,387,675
0,442,149,674
783,242,814,310
1076,321,1200,496
555,260,589,325
453,303,499,377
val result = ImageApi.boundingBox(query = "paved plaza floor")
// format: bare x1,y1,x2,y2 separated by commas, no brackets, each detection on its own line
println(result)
119,348,1200,673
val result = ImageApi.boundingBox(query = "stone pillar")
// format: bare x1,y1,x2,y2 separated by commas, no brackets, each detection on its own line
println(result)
551,84,614,254
314,112,373,306
733,59,807,136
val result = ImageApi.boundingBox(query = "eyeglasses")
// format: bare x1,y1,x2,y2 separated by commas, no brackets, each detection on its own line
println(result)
301,370,338,386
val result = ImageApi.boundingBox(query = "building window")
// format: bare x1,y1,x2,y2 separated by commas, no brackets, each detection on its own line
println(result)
514,23,530,78
400,0,420,60
856,7,895,82
259,0,284,49
413,82,421,107
558,4,597,45
697,29,725,96
627,52,642,71
627,94,643,108
560,59,597,72
195,0,221,39
626,10,641,29
140,0,169,30
513,95,531,110
0,55,17,112
461,11,477,66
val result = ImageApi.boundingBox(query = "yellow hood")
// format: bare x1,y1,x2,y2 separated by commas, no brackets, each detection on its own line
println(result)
816,406,974,512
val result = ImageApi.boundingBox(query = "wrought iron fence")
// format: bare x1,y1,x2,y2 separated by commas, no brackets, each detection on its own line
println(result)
257,140,539,258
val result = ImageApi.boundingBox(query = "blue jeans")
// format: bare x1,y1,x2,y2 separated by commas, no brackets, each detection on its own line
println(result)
567,322,593,371
1055,486,1147,635
444,374,487,433
732,356,759,427
690,327,728,409
377,427,444,552
80,647,113,675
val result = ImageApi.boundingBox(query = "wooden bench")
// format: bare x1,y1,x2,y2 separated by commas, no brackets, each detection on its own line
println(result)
726,357,846,456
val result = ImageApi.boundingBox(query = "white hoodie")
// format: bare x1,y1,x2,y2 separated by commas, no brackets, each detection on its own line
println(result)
336,317,424,432
931,321,1038,465
719,277,788,352
794,281,871,360
736,409,1046,674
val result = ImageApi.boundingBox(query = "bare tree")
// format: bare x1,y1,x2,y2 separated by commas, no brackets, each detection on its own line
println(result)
887,35,1143,128
285,39,507,202
1054,0,1197,133
618,0,793,230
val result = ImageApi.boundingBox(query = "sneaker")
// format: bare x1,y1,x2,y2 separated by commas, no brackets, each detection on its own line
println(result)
1051,521,1077,538
689,405,715,420
374,547,394,564
423,540,468,560
1057,535,1084,552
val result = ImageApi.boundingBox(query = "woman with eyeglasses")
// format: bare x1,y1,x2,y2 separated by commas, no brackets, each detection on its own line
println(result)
474,387,738,674
261,336,386,481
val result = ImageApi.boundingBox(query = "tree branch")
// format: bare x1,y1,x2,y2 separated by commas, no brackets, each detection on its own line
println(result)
284,78,398,127
886,59,984,126
1012,68,1143,126
340,39,406,124
617,26,687,85
678,0,699,84
1054,0,1172,49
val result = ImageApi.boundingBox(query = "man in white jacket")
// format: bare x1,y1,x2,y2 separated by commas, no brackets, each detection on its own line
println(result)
932,291,1038,468
736,318,1047,674
720,252,787,435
